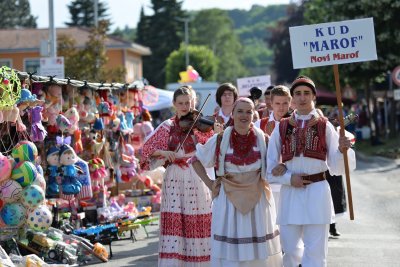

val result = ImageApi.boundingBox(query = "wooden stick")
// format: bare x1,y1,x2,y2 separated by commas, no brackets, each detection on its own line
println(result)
333,64,354,220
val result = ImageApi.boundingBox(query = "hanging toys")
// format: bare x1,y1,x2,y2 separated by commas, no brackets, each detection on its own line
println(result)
30,106,47,142
46,146,60,197
0,66,21,110
59,144,82,195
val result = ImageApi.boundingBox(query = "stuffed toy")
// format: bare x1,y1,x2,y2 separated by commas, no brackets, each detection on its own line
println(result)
125,111,134,130
59,144,82,195
30,106,47,142
44,84,62,131
46,146,60,197
88,158,107,194
56,114,71,133
64,106,80,134
74,129,83,154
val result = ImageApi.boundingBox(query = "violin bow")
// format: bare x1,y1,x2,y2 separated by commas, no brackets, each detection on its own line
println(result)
175,93,211,152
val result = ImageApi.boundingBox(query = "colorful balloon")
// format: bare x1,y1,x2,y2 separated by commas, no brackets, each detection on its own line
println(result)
0,203,26,226
0,179,23,203
0,153,12,182
31,173,46,191
21,185,45,209
11,141,38,163
11,161,37,187
27,205,53,232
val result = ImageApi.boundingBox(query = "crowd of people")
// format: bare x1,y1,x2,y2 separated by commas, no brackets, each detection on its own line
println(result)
142,76,356,267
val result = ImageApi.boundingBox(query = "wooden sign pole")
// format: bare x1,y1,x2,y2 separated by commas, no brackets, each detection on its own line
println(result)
333,64,354,220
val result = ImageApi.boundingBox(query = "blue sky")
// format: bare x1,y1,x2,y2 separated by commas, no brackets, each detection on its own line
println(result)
29,0,292,31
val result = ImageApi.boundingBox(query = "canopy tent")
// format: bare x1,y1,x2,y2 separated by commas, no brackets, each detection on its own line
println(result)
316,88,354,106
142,87,174,111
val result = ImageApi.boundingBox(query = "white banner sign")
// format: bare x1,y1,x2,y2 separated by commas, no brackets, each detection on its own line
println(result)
39,57,65,78
237,75,271,96
394,89,400,101
289,18,377,69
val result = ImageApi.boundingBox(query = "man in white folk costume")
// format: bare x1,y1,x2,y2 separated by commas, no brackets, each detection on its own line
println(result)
267,76,356,267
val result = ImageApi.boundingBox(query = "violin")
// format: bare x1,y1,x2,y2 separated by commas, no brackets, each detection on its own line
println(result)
179,109,216,133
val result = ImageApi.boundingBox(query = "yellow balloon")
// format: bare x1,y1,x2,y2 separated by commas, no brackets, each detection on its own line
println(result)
179,71,190,83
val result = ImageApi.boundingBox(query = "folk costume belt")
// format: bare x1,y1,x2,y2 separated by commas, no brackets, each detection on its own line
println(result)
301,171,326,183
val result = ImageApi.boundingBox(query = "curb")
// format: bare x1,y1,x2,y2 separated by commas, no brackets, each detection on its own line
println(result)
356,151,400,172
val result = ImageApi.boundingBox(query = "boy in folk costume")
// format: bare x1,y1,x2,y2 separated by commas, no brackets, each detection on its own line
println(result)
267,76,356,267
213,83,238,127
255,85,292,212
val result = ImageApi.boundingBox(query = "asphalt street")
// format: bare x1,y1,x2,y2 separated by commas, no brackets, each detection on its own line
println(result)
89,153,400,267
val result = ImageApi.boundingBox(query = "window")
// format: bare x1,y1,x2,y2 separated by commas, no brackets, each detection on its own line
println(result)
24,58,40,73
0,59,12,68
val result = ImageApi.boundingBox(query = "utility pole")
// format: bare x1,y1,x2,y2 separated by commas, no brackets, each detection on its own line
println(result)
93,0,98,27
48,0,56,57
389,70,396,138
177,18,190,66
184,18,189,67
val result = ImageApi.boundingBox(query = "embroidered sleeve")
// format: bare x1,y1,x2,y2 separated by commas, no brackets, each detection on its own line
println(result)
326,122,356,175
195,134,218,168
266,126,292,186
193,129,215,145
140,121,170,170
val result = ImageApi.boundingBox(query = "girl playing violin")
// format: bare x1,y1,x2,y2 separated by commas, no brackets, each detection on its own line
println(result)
141,86,215,267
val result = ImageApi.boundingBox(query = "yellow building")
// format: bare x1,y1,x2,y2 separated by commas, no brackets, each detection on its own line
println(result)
0,27,151,83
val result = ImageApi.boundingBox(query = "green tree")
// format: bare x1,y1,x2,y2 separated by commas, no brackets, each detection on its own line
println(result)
303,0,400,89
135,6,150,45
65,0,110,28
191,9,247,82
166,44,218,83
112,26,136,42
136,0,185,87
267,3,305,84
58,20,125,82
0,0,37,29
303,0,400,139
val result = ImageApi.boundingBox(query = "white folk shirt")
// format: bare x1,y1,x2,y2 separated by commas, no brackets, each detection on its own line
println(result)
218,108,231,124
266,109,356,225
255,112,281,193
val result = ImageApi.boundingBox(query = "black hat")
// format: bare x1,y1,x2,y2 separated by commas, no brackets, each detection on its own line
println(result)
264,85,274,95
290,76,316,96
249,86,262,100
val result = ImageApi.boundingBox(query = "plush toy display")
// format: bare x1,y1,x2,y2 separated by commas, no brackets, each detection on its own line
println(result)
64,106,80,135
74,129,83,154
56,114,72,133
30,106,47,142
59,144,82,195
46,146,60,197
88,158,107,194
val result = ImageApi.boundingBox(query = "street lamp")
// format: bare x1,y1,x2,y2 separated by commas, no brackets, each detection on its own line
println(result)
176,18,190,67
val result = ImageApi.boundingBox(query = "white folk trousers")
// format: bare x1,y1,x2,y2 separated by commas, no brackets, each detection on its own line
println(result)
280,224,329,267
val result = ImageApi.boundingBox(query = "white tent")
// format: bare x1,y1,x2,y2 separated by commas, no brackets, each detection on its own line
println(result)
143,87,174,111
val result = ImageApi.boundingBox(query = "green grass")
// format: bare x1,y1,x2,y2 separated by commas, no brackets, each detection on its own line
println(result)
355,137,400,159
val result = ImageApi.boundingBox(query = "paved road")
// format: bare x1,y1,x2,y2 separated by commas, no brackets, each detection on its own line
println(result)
89,154,400,266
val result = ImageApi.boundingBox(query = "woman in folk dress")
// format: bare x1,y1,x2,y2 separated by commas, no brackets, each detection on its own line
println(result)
141,86,214,267
193,98,283,267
